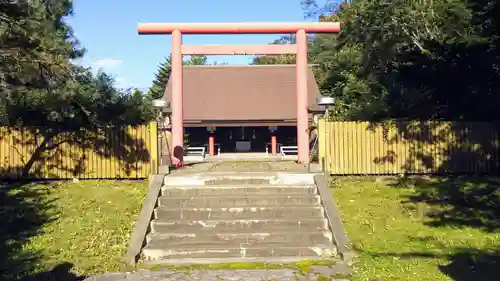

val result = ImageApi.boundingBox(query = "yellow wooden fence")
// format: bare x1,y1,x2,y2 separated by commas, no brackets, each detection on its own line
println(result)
318,120,500,175
0,122,158,179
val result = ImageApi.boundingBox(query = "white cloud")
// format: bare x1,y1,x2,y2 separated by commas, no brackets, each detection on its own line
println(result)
113,76,128,89
71,58,84,65
92,58,123,71
115,77,126,84
88,58,127,87
80,58,142,90
114,77,144,91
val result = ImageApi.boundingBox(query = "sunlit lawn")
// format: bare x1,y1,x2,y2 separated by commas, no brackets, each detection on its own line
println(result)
0,180,147,281
332,176,500,281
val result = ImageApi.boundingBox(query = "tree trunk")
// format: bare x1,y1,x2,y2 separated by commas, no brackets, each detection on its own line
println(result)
21,132,55,179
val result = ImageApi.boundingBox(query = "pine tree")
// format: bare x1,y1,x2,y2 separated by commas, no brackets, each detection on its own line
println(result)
148,56,172,99
147,55,208,100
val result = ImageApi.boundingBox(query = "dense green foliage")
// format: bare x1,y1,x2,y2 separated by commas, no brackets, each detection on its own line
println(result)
0,0,154,129
255,0,500,121
252,35,297,65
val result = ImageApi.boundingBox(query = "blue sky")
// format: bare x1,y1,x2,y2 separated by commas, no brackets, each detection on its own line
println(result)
67,0,316,90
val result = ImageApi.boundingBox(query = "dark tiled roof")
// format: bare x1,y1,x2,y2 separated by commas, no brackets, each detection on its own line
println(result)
164,65,323,121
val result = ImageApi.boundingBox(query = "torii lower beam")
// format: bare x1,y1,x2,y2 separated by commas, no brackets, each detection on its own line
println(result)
182,44,297,55
138,22,341,166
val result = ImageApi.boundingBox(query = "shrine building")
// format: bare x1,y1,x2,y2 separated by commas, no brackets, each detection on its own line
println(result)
162,64,325,157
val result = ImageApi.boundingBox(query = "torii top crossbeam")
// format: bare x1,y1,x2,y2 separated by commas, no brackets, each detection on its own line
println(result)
137,22,341,35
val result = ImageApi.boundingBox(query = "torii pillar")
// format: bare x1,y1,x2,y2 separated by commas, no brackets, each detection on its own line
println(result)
138,22,341,165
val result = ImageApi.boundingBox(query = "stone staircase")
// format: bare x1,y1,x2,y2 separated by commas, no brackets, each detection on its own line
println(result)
141,173,338,264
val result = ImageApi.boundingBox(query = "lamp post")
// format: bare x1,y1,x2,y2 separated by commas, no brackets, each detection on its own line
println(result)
152,99,171,129
152,99,172,168
316,96,336,116
314,96,336,173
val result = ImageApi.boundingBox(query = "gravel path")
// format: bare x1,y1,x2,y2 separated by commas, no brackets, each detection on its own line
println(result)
84,268,350,281
171,161,311,175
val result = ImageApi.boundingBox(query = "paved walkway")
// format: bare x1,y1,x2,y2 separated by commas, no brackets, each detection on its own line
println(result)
85,268,350,281
173,160,313,175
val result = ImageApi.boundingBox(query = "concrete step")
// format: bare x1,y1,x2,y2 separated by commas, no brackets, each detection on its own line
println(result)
146,231,333,246
157,195,321,208
155,206,325,220
151,218,328,233
142,242,337,260
161,185,317,197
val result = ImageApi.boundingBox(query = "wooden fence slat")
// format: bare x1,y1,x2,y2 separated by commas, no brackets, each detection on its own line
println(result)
319,120,500,175
0,123,158,180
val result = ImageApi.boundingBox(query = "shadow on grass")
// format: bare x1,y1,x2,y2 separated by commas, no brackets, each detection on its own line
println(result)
355,247,500,281
364,121,500,231
394,175,500,232
440,248,500,281
0,182,86,281
0,181,51,280
381,176,500,280
23,262,86,281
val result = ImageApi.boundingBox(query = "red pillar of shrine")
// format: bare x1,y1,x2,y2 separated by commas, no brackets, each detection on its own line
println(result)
271,136,277,155
209,136,215,156
296,29,310,164
171,29,184,166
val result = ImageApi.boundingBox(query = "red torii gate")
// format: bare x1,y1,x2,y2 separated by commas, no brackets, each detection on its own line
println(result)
138,22,340,165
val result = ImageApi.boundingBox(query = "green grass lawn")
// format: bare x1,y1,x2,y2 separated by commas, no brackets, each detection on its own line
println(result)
0,180,147,281
332,176,500,281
